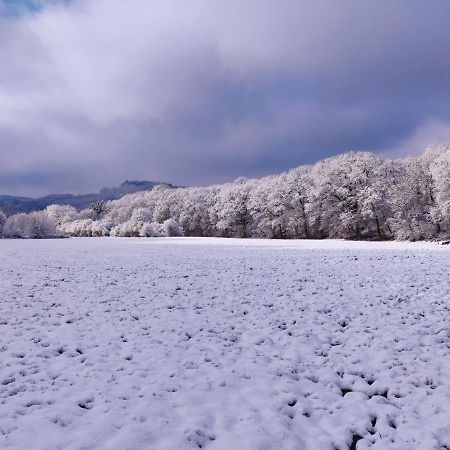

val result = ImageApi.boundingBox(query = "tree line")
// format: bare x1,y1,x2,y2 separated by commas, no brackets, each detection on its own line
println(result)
1,147,450,240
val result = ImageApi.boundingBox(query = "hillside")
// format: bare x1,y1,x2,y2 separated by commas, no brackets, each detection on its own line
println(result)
0,180,175,214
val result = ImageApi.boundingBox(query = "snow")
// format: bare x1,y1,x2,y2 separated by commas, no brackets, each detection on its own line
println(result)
1,237,450,450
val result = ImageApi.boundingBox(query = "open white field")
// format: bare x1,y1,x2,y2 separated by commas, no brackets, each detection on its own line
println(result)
1,237,450,450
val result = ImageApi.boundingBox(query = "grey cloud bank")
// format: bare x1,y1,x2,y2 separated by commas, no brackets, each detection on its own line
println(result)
1,0,450,196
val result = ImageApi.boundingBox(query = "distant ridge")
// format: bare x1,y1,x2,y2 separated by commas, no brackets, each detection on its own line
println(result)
0,180,175,214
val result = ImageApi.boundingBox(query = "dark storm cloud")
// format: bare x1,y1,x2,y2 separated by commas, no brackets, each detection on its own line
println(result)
1,0,450,196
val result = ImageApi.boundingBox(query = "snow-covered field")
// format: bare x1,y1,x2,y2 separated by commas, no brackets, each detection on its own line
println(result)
1,237,450,450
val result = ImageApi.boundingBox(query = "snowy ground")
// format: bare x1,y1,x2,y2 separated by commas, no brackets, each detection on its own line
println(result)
1,237,450,450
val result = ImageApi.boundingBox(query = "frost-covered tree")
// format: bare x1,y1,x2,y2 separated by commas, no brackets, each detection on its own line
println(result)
0,208,6,236
429,146,450,237
309,152,397,239
214,179,254,238
46,204,78,227
178,187,215,236
28,211,57,238
90,201,108,220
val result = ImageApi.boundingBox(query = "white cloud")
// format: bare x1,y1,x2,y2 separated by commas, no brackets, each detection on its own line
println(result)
386,120,450,158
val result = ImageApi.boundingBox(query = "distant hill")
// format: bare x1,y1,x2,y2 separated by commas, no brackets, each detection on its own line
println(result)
0,180,175,214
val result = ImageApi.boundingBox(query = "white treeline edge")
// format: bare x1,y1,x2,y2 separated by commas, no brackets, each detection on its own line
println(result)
1,146,450,240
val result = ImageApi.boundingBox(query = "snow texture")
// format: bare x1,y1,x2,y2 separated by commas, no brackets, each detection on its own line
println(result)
1,237,450,450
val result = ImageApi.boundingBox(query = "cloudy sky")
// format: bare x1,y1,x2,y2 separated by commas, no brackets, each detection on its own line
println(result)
2,0,450,196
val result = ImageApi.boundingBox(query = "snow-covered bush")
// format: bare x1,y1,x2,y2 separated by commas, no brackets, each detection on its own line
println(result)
3,211,57,239
139,222,162,237
59,219,93,237
162,218,184,237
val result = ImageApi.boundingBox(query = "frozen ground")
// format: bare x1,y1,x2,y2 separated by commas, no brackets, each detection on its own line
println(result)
1,237,450,450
